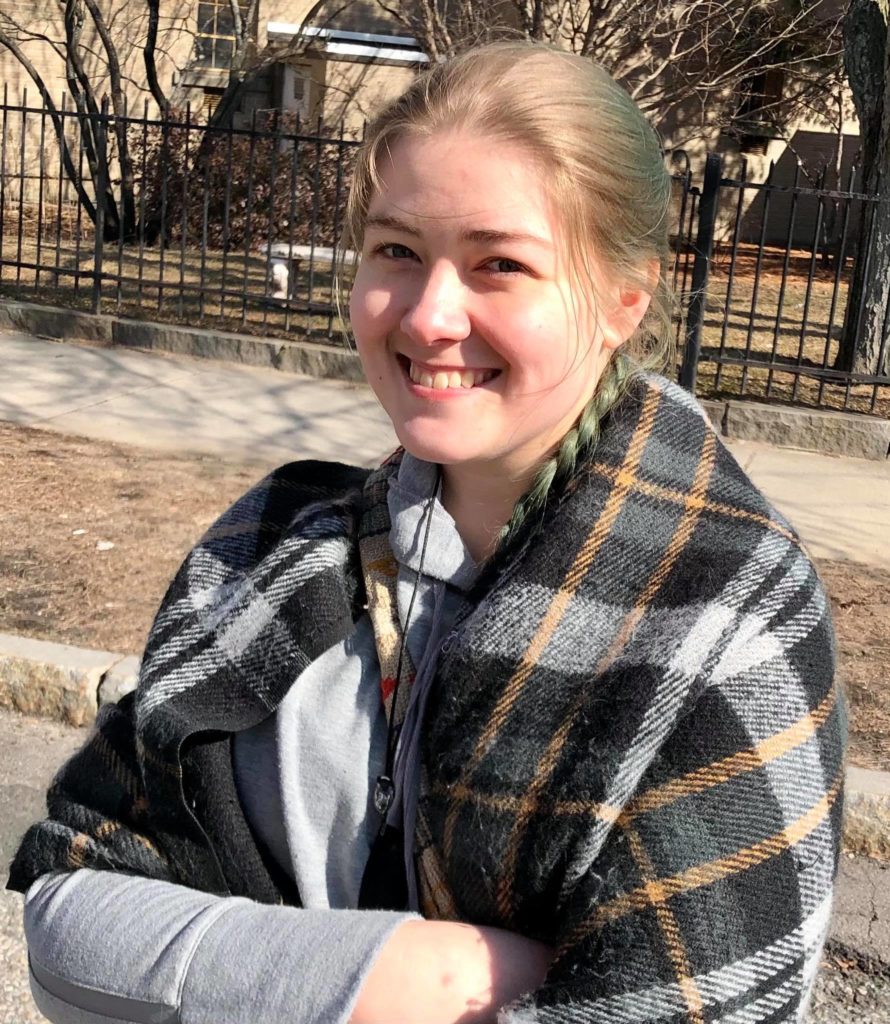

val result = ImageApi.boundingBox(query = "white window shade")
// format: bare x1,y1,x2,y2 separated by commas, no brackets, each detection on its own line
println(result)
267,22,428,65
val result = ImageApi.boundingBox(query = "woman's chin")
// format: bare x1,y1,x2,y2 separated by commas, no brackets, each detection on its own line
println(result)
394,427,483,467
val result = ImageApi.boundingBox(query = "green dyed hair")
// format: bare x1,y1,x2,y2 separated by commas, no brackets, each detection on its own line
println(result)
341,41,675,545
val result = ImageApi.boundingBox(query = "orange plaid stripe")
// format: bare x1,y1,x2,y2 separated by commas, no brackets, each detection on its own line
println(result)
93,732,140,798
623,689,838,822
590,463,798,546
621,823,705,1024
560,771,843,954
493,424,717,923
432,687,837,840
67,833,90,869
136,737,183,779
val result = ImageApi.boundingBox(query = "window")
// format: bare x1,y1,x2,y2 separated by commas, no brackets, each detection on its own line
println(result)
196,1,249,69
735,69,785,155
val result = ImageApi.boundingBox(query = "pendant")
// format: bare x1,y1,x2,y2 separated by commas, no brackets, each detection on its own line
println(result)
373,775,395,817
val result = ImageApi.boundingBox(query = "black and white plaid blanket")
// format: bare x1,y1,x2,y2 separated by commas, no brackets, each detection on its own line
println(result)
8,371,845,1023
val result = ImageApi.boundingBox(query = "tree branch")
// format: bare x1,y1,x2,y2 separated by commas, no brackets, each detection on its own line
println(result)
145,0,169,111
0,25,97,220
82,0,135,236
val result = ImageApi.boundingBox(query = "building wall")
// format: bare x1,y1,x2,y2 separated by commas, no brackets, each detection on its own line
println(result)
321,60,414,129
659,76,863,251
730,129,865,251
260,0,416,129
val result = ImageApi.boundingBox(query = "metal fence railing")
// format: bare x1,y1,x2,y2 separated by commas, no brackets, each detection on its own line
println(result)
670,151,890,418
1,91,888,418
0,89,360,341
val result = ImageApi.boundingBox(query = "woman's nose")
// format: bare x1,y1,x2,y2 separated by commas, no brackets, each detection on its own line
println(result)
400,263,471,345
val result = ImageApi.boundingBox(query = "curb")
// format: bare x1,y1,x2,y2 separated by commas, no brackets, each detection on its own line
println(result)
3,298,889,460
700,399,890,463
843,766,890,862
0,630,887,863
0,632,139,727
0,299,365,383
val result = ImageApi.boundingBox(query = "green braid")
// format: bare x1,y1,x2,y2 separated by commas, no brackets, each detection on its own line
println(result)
498,353,634,548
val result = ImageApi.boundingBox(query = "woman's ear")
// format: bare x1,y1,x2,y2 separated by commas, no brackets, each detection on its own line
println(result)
601,261,659,350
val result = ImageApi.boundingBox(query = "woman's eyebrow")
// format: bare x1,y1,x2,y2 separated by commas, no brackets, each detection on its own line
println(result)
364,214,421,236
460,228,551,247
365,216,550,248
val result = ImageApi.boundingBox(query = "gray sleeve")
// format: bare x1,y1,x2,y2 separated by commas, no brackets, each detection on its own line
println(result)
25,868,418,1024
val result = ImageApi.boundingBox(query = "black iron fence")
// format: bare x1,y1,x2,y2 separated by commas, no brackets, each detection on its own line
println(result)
0,89,360,340
1,92,888,418
671,151,890,417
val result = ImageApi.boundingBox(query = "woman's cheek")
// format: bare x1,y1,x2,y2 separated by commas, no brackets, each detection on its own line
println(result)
493,319,559,383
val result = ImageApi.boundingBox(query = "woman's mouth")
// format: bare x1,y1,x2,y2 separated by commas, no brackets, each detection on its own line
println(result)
398,355,500,391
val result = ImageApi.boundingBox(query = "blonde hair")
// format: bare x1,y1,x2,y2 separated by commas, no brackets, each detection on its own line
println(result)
342,41,675,543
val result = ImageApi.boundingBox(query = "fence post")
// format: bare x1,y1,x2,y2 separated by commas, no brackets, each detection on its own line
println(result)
91,96,109,313
679,152,722,393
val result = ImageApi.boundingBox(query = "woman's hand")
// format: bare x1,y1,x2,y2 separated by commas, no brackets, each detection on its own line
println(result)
349,919,555,1024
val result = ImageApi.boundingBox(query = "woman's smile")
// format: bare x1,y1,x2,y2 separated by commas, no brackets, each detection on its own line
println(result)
397,354,501,396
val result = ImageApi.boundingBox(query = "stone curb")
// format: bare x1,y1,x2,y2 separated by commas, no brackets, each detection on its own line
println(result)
0,630,887,862
0,299,365,383
700,399,890,462
843,767,890,862
0,633,140,727
3,298,889,459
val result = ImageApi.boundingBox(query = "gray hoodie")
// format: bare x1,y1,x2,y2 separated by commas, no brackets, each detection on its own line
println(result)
23,454,477,1024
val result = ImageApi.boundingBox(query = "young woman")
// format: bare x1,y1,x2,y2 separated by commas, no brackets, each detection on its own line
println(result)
10,42,844,1024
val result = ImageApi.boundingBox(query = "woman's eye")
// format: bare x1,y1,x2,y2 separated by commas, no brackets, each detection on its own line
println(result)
485,257,525,274
375,243,416,260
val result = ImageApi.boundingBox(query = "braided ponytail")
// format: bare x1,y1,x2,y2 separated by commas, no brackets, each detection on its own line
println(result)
499,353,633,546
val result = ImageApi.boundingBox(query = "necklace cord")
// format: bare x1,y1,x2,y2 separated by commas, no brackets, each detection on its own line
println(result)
375,463,442,830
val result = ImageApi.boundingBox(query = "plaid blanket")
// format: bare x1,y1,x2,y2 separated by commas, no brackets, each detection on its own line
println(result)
8,371,844,1023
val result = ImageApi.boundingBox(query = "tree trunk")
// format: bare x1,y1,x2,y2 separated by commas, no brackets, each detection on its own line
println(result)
836,0,890,376
83,0,138,242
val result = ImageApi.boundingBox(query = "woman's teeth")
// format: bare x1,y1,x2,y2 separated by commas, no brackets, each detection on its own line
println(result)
407,361,495,389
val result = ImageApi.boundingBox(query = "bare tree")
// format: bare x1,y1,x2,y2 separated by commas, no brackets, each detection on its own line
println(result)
376,0,498,60
0,0,185,240
835,0,889,377
376,1,844,143
0,0,353,241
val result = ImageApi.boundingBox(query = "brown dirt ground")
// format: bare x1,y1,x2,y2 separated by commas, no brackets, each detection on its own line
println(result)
1,420,887,770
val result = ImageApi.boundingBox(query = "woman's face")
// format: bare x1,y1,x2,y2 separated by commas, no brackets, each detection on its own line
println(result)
349,130,630,479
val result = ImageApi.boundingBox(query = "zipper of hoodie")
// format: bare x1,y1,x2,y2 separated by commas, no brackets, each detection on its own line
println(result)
176,739,232,895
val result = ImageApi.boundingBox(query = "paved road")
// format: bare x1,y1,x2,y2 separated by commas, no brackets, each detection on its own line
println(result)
0,709,82,1024
3,331,890,569
1,709,888,1023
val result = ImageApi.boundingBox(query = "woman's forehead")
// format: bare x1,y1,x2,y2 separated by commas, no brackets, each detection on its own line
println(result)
366,131,561,243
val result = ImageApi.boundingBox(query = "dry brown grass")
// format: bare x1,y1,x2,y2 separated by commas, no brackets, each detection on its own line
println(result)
0,237,352,344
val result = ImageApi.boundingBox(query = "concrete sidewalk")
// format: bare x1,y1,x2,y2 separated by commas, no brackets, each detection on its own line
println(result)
1,330,396,470
4,329,890,568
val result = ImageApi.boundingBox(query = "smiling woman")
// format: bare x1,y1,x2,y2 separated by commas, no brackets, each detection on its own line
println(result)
10,41,844,1024
348,128,647,559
